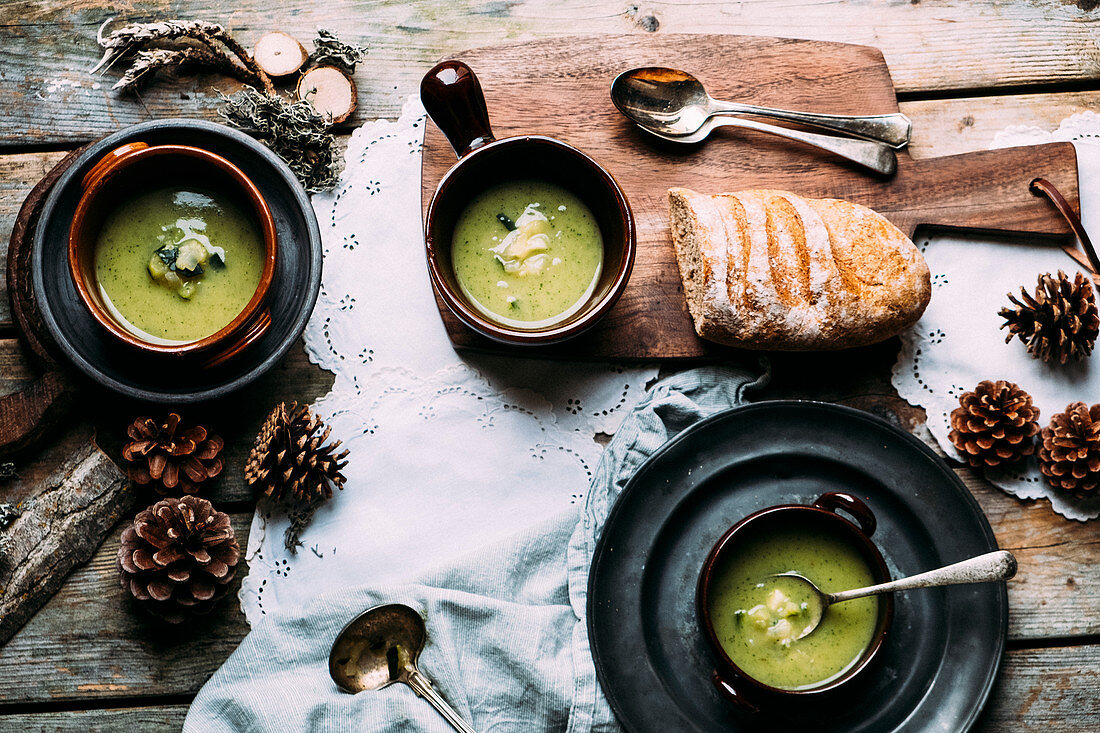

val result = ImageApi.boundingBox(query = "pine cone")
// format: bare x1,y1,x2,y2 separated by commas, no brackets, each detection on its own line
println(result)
245,402,348,504
117,495,240,623
948,380,1040,468
122,414,224,495
1038,402,1100,497
1000,270,1099,365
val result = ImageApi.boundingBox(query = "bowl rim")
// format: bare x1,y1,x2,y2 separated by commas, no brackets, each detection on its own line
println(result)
696,495,895,701
67,143,278,357
423,134,635,346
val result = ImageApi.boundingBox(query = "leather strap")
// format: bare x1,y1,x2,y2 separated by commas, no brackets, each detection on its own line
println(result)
1030,177,1100,283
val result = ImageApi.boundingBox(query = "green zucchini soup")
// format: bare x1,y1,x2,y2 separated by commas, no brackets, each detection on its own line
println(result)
93,186,265,343
707,526,879,690
451,180,603,327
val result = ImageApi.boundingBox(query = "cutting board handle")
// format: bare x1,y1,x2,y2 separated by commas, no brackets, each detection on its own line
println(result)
886,142,1080,241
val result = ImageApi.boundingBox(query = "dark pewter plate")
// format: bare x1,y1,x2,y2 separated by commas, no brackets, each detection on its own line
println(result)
31,119,322,402
588,401,1007,733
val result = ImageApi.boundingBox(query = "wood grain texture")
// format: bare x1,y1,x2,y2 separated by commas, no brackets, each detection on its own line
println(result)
1,0,1099,146
974,645,1100,732
0,514,251,704
0,705,189,731
421,34,1079,358
0,647,1095,730
0,440,131,647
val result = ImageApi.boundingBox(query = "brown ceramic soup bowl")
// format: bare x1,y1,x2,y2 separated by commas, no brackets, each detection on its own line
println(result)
697,492,894,714
68,142,278,365
421,60,635,345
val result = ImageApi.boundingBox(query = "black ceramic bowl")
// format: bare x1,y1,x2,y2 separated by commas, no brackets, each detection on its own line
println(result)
32,118,323,402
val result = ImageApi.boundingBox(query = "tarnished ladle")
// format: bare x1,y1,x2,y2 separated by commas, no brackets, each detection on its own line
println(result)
774,550,1017,640
329,603,478,733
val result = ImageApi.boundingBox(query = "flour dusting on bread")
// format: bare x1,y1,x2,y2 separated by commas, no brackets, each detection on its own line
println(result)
668,188,931,351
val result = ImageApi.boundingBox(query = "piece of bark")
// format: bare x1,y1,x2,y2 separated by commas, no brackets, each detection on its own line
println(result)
254,31,308,78
297,66,357,124
0,440,132,646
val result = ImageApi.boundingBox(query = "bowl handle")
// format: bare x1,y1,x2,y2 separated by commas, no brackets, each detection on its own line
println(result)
81,142,150,192
711,671,760,714
814,491,877,537
420,60,496,158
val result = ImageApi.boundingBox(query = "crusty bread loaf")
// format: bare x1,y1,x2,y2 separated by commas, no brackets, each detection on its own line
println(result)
668,188,931,350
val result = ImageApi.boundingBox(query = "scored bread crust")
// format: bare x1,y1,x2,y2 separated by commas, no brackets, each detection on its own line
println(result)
668,188,931,351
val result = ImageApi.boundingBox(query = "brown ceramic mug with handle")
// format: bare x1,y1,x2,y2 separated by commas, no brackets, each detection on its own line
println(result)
67,142,278,367
421,60,636,346
697,492,894,714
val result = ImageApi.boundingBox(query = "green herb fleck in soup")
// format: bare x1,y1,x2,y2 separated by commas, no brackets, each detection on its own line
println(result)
94,187,265,343
451,180,603,326
708,526,879,690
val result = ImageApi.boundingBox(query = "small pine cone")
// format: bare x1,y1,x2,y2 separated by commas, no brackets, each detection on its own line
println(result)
245,402,348,504
1038,402,1100,497
122,414,224,495
117,495,240,623
999,270,1099,365
948,380,1040,468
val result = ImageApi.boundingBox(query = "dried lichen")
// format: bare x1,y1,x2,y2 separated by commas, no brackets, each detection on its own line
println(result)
219,87,342,192
309,29,367,72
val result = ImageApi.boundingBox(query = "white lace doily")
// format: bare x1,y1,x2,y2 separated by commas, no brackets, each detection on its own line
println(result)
239,98,657,621
892,112,1100,521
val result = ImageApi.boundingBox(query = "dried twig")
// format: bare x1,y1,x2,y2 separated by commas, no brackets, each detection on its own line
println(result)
93,18,274,94
112,47,265,91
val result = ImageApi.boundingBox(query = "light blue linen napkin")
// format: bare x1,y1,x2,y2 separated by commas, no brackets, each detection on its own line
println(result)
185,364,766,732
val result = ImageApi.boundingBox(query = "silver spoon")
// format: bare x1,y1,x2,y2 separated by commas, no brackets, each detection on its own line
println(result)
611,67,912,148
610,68,903,175
774,549,1017,640
329,603,478,733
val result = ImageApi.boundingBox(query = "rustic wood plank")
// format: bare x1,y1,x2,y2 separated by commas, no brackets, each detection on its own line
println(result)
906,91,1100,160
0,513,251,704
1,0,1099,146
0,705,188,731
974,644,1100,732
0,645,1093,730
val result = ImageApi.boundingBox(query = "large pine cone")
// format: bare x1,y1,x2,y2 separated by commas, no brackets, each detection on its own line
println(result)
948,380,1040,468
122,414,224,495
1000,270,1099,365
117,495,240,623
245,402,348,504
1039,402,1100,497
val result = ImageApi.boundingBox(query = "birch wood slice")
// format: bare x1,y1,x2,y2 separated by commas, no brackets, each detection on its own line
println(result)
421,34,1081,358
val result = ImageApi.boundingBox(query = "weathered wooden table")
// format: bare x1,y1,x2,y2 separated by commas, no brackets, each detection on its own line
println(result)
1,1,1097,730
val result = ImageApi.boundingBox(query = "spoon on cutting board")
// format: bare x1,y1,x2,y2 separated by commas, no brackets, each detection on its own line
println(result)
774,549,1017,641
611,67,912,147
329,603,478,733
610,67,904,175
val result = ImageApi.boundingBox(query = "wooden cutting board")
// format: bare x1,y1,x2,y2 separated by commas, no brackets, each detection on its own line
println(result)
421,34,1080,358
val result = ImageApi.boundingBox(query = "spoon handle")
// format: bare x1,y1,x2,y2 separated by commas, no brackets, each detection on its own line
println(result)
406,669,479,733
829,550,1017,604
706,116,897,175
709,100,912,148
